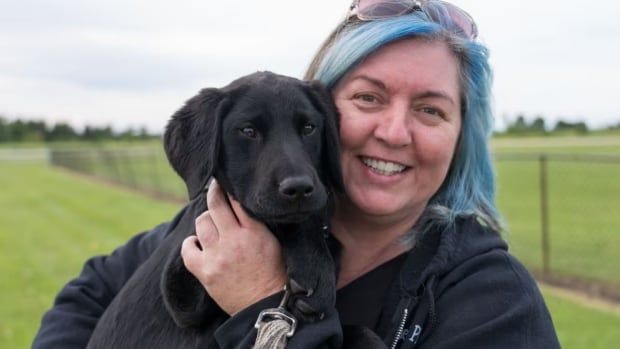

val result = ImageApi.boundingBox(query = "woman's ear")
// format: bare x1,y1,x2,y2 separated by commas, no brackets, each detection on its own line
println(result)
163,88,227,199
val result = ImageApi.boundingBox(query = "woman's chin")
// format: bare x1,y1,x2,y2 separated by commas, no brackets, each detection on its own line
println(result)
344,192,411,218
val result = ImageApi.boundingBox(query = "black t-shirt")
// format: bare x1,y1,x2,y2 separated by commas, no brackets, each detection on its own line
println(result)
335,253,407,330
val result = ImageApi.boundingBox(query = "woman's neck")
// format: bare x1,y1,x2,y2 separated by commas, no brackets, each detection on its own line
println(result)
331,201,422,288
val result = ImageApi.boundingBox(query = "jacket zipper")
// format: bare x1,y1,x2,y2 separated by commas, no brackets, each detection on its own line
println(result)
390,297,412,349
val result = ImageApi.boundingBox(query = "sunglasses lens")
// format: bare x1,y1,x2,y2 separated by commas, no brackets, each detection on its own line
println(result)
356,0,413,20
441,2,478,38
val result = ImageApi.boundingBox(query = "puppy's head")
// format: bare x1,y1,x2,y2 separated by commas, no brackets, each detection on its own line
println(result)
164,71,343,221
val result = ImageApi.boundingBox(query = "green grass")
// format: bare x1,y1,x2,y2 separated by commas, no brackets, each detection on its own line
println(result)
0,163,181,347
542,290,620,348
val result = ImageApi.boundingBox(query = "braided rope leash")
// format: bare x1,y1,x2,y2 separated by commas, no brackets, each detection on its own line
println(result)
254,319,291,349
253,284,297,349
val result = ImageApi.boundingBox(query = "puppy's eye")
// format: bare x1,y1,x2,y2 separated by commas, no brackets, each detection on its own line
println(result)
240,127,257,138
302,123,316,136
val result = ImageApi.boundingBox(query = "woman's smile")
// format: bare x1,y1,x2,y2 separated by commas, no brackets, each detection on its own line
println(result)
360,156,409,176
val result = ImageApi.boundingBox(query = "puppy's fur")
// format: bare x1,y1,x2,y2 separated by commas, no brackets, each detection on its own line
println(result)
86,72,345,348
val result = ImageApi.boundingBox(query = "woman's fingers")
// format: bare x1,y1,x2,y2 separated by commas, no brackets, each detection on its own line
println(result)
180,236,203,272
207,180,240,232
195,211,218,249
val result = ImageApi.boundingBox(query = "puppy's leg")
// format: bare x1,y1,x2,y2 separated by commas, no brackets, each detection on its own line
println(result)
160,196,225,328
161,244,223,328
277,219,337,322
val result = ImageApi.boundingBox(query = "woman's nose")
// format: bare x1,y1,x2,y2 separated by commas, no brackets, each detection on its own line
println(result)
374,104,412,147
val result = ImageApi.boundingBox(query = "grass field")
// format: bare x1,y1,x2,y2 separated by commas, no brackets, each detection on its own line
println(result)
492,137,620,289
0,162,181,347
1,135,619,347
542,289,620,347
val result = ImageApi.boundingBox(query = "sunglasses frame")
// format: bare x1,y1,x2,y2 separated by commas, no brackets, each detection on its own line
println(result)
347,0,478,39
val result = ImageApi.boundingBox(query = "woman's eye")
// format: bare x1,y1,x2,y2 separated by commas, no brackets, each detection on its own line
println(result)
420,106,445,119
302,123,316,136
354,93,380,104
240,127,257,138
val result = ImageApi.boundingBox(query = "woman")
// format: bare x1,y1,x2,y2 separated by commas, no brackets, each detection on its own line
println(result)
33,1,560,348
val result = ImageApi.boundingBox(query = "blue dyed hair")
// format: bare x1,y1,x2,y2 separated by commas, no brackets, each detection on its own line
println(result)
304,6,502,234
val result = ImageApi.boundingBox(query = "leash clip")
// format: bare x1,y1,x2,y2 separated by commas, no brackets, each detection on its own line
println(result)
254,284,297,338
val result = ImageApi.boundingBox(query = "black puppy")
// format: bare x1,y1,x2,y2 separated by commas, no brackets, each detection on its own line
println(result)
86,72,344,348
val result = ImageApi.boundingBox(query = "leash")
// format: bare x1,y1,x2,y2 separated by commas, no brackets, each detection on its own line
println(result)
254,284,297,349
254,225,333,349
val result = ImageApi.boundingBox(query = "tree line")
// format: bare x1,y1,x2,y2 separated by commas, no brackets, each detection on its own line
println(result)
497,114,620,136
0,117,159,143
2,115,618,143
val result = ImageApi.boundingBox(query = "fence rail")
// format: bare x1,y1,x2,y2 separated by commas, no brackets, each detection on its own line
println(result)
0,148,50,162
38,147,620,301
495,152,620,163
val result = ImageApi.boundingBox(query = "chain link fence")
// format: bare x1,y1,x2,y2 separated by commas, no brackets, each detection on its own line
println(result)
50,146,187,202
47,147,620,300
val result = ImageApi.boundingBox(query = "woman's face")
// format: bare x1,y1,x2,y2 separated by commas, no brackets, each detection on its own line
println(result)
332,38,462,223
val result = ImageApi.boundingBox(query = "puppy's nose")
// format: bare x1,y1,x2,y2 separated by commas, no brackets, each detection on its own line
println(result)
279,176,314,200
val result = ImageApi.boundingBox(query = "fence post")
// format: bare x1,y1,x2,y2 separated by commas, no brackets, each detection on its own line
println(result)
539,154,550,280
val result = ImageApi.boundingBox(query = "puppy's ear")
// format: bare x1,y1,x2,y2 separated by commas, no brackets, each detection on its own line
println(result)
305,80,345,193
164,88,228,199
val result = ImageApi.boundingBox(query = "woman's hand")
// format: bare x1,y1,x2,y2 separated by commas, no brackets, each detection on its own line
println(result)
181,180,287,316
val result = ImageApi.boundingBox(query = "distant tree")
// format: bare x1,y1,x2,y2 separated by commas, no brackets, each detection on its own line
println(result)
117,127,136,140
531,116,546,133
0,117,7,142
47,122,78,141
554,120,588,134
25,120,47,141
83,126,94,140
138,126,150,140
82,125,113,141
101,126,114,139
0,116,158,142
505,114,549,135
8,120,27,141
575,122,588,133
506,114,528,134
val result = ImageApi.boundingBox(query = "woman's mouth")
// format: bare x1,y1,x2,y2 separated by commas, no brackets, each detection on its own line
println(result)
361,157,408,176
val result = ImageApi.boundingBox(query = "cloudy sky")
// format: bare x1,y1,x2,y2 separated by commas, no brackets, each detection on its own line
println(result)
1,0,619,132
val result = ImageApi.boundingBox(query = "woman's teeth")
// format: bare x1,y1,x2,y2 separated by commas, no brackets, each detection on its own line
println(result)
361,157,406,176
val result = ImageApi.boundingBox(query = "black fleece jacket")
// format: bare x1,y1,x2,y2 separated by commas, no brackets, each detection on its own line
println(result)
33,208,560,348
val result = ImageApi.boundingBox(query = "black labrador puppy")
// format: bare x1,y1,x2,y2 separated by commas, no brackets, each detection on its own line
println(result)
86,71,345,348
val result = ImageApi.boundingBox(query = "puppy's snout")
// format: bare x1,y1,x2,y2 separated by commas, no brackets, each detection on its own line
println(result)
279,176,314,201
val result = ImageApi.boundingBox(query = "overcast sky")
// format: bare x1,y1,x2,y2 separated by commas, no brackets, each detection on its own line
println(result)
1,0,619,132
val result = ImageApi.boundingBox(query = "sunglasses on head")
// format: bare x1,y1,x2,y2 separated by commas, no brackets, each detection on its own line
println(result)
347,0,478,39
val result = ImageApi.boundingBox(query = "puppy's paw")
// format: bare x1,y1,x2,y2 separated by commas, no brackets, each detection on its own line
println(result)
286,273,335,323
